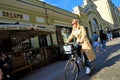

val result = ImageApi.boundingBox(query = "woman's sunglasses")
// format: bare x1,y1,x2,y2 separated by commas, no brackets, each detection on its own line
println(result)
72,22,76,25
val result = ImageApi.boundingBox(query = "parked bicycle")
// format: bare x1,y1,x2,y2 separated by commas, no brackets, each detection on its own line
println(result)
63,42,95,80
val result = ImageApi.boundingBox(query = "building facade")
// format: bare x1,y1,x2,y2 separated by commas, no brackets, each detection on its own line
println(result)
0,0,120,75
1,0,120,75
92,0,120,30
0,0,79,51
1,0,119,51
73,0,105,40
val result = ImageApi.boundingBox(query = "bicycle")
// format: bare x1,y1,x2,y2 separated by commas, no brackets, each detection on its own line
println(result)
63,42,95,80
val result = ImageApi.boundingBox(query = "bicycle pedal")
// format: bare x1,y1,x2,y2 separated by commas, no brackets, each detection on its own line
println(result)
81,64,86,68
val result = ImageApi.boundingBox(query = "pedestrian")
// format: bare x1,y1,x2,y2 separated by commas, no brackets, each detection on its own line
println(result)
0,69,2,80
0,54,4,80
92,31,99,43
92,31,100,52
100,30,107,51
107,31,112,41
93,38,100,53
2,53,12,80
66,19,96,74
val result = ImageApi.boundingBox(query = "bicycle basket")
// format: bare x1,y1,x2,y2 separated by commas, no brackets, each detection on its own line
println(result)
63,45,72,54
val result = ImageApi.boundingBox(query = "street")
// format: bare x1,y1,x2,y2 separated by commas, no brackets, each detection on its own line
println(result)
21,37,120,80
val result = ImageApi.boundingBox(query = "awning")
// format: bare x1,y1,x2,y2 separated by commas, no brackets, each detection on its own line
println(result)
0,24,55,39
111,28,120,32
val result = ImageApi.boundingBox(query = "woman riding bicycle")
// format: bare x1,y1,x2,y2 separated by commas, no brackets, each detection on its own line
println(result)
66,19,96,74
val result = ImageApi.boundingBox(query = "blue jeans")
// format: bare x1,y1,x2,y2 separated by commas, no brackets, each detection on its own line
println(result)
101,40,106,49
74,43,89,67
74,43,81,57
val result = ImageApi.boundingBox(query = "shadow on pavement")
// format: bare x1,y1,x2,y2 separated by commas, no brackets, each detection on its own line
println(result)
82,39,120,80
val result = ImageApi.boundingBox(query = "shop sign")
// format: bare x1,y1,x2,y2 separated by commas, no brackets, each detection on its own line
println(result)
0,10,29,21
2,10,23,19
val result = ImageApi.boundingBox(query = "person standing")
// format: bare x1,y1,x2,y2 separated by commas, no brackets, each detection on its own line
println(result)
66,19,96,74
2,53,12,80
100,30,107,51
0,69,2,80
0,54,4,80
107,31,112,41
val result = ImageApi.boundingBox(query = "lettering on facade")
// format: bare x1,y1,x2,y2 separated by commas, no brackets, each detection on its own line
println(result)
2,11,23,19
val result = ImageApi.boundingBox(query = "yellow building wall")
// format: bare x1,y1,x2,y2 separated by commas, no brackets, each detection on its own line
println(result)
0,0,79,48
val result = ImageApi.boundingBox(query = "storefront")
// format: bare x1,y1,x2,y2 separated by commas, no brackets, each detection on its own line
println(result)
0,0,79,49
0,24,54,52
0,0,79,77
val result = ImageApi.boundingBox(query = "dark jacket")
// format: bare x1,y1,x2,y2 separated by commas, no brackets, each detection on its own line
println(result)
100,30,107,41
2,57,12,72
0,60,4,69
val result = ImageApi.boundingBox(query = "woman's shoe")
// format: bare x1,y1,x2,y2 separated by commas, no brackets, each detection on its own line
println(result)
86,67,91,74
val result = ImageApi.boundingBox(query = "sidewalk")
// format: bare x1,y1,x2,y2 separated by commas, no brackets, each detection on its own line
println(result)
20,61,66,80
93,37,120,55
83,37,120,80
20,37,120,80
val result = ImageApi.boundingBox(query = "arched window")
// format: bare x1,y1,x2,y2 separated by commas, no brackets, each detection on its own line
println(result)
89,21,93,34
93,18,98,30
93,18,99,34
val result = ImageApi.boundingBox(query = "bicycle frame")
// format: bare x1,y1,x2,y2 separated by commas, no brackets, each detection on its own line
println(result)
63,43,86,71
71,52,86,69
63,42,95,80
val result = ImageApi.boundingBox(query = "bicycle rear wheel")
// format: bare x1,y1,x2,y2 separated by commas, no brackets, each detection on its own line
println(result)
65,59,78,80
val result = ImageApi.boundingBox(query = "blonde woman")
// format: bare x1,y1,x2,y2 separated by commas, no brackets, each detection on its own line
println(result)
66,19,96,74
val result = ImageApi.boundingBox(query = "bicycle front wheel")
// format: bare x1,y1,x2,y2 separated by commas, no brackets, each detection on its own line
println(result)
65,59,78,80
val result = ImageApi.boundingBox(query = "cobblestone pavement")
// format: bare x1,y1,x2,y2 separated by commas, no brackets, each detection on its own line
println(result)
82,37,120,80
21,37,120,80
20,60,66,80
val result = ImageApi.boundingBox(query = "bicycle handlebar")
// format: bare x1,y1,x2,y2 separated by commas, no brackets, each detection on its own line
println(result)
65,42,80,46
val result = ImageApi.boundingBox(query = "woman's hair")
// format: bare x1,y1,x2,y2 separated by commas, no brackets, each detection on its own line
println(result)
72,19,80,28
